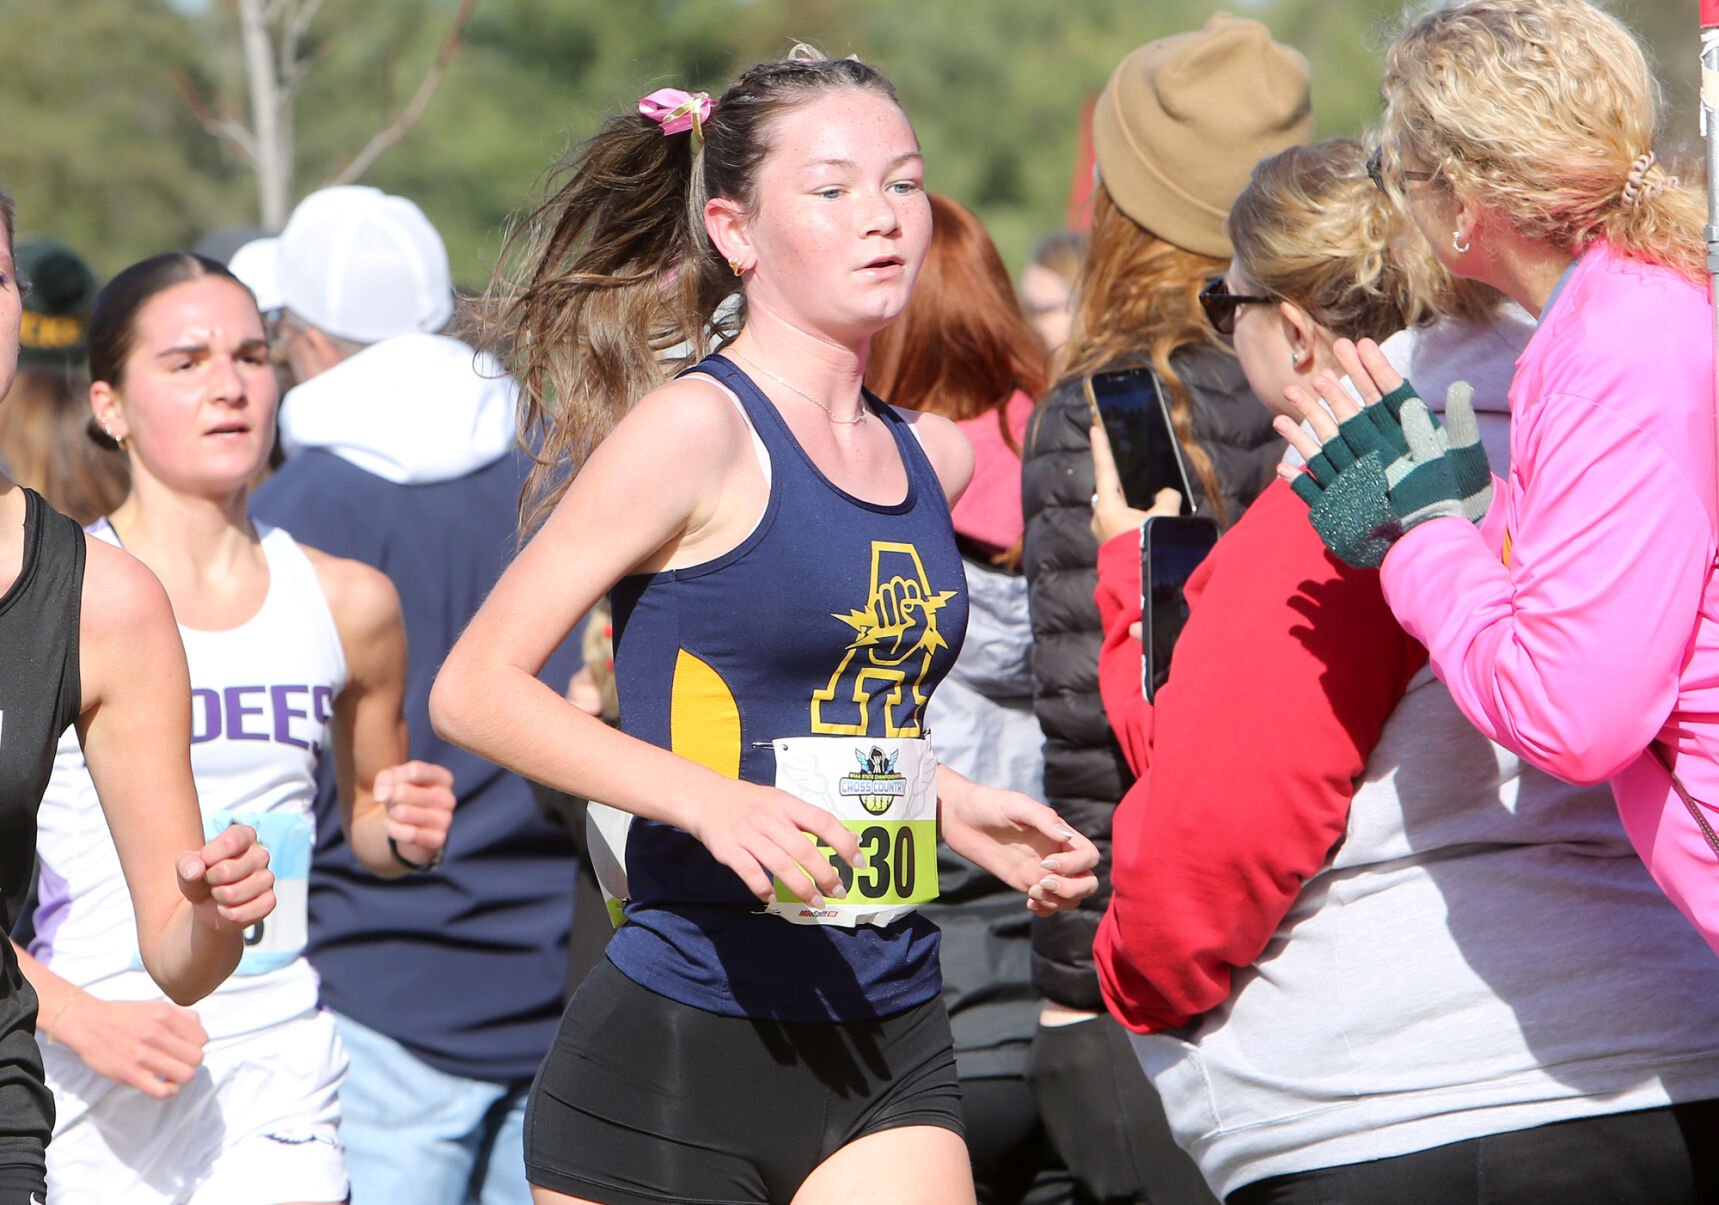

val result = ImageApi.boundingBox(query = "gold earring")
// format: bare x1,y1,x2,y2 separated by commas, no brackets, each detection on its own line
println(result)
728,258,745,277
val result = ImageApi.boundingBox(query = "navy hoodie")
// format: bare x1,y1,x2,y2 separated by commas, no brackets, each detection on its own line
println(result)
252,333,579,1082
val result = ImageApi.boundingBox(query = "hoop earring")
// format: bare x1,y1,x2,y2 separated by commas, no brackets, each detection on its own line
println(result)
1451,230,1471,255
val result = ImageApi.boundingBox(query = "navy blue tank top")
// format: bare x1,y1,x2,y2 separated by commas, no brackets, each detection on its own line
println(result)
607,353,969,1022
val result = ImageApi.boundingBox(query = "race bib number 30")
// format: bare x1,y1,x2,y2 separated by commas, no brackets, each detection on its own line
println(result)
767,737,939,928
204,810,312,975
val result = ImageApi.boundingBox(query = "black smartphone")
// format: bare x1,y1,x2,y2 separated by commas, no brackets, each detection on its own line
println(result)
1141,515,1219,701
1085,368,1196,513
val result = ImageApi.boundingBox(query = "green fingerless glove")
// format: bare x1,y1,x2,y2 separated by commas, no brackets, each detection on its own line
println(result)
1335,378,1419,463
1318,374,1493,526
1292,399,1469,569
1376,379,1421,425
1439,380,1494,523
1305,451,1402,568
1287,385,1413,511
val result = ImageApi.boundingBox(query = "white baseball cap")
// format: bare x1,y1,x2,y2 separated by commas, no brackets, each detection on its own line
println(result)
227,237,285,313
275,185,454,343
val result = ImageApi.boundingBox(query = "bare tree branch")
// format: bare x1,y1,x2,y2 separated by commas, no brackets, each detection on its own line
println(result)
184,0,463,227
281,39,329,104
286,0,330,60
170,69,259,164
214,120,261,163
324,0,477,187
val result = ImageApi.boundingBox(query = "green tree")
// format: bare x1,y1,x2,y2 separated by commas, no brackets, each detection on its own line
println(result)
2,0,1704,285
0,0,238,272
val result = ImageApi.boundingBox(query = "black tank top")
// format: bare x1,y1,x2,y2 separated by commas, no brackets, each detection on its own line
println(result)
0,488,84,1148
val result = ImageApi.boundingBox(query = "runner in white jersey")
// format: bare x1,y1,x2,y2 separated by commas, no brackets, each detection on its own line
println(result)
10,252,456,1205
0,183,277,1205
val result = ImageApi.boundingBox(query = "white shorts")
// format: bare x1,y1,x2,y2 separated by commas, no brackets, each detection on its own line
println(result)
43,1005,348,1205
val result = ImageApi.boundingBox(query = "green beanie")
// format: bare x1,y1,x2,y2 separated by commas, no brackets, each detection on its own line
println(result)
17,239,98,373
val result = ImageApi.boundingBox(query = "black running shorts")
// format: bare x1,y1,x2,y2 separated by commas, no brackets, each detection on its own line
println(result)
524,958,964,1204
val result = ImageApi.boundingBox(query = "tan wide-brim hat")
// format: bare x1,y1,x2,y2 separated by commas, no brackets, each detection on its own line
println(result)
1093,12,1313,259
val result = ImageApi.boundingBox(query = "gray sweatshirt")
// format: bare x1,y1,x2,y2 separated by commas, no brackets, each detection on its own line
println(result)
1133,667,1719,1197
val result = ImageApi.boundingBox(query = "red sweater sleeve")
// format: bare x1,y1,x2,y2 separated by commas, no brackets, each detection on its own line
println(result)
1093,481,1426,1033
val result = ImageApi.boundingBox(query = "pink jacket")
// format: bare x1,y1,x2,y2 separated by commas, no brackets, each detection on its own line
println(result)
1381,241,1719,950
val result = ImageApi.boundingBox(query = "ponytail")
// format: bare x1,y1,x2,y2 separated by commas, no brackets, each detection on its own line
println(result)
482,110,732,534
1596,153,1708,283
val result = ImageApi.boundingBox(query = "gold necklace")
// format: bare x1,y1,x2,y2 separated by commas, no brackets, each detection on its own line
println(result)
728,348,867,425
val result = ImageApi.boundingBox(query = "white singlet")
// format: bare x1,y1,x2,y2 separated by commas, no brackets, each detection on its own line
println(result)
29,522,347,1040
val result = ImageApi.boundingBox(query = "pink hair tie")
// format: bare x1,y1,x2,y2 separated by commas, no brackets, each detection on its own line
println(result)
639,88,714,146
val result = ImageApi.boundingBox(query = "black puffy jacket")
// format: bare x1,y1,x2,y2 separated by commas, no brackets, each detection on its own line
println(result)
1019,346,1278,1009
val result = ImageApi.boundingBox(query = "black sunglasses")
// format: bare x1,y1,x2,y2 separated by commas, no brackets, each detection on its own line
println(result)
1365,146,1438,196
1199,277,1271,336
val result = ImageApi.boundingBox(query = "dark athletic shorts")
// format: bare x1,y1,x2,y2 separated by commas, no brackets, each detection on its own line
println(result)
524,958,964,1204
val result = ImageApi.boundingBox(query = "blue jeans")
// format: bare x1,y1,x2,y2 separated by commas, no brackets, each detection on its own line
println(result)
333,1010,532,1205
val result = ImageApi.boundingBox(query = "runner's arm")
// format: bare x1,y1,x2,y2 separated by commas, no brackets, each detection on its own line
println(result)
77,540,274,1005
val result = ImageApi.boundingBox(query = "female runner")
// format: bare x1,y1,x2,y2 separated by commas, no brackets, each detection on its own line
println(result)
0,194,275,1204
17,252,455,1205
432,50,1098,1205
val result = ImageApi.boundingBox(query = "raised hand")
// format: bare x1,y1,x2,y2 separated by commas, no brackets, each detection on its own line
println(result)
176,824,273,935
1278,387,1475,569
1278,339,1492,523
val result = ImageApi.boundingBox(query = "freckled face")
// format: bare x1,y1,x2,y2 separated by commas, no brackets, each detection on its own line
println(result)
104,277,278,494
739,89,932,341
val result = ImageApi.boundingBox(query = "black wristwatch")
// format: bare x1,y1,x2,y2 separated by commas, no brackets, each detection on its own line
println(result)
389,836,444,873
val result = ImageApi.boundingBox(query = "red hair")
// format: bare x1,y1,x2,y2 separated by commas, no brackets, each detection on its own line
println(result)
867,194,1049,442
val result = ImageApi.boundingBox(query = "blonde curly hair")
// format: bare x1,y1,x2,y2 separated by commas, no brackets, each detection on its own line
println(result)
1380,0,1705,282
1228,139,1499,345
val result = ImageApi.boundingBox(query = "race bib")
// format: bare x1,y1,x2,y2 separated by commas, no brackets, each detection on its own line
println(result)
204,810,312,975
766,736,939,927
